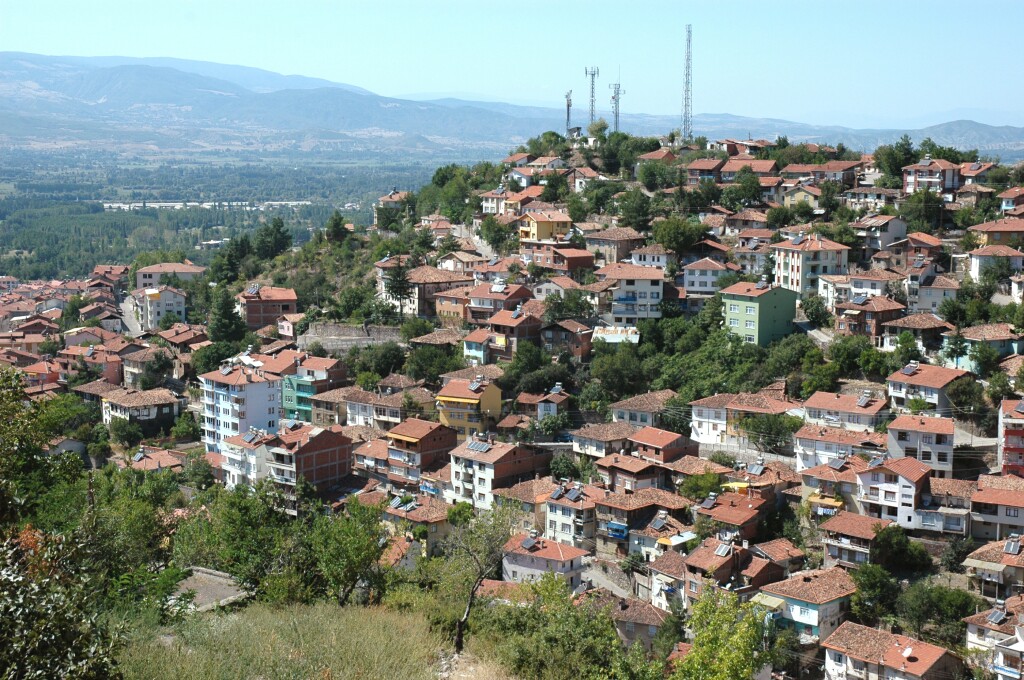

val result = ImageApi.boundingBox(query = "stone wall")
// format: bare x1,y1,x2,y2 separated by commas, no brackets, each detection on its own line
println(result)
298,322,402,353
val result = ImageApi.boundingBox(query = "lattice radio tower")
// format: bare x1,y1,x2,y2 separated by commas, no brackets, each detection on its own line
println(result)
682,24,693,142
584,66,599,124
609,81,624,133
565,90,572,136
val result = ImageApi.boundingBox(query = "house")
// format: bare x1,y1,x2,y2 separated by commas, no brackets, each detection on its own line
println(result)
723,209,769,235
377,265,474,319
958,183,997,207
540,319,593,359
280,355,347,422
689,389,802,448
888,414,956,478
100,387,185,437
912,273,960,314
595,487,690,559
759,567,856,644
855,455,932,530
885,231,944,269
999,399,1024,476
631,243,676,269
824,622,963,680
720,281,799,346
518,211,573,242
130,285,187,331
437,251,487,274
374,189,410,226
595,452,663,494
679,538,784,607
804,390,890,433
501,152,533,168
842,186,901,211
800,456,868,520
680,258,740,312
686,158,724,184
881,313,954,354
852,215,908,256
783,184,822,209
543,480,601,550
465,282,533,326
381,494,452,557
382,418,458,493
585,227,646,264
649,550,690,612
236,284,298,331
965,537,1024,600
516,385,569,422
610,389,678,428
902,156,962,194
919,477,974,536
493,477,560,534
570,421,638,461
693,491,767,542
733,229,774,275
199,363,282,454
998,188,1024,214
435,378,502,441
448,437,551,510
594,262,665,326
969,245,1024,281
771,234,851,298
793,424,887,472
886,361,969,412
135,262,206,289
970,474,1024,541
531,275,581,301
720,159,778,182
629,510,694,563
963,594,1024,678
819,510,893,569
259,422,353,514
479,185,510,214
834,295,906,347
581,585,667,651
628,426,693,464
941,323,1024,374
502,532,587,590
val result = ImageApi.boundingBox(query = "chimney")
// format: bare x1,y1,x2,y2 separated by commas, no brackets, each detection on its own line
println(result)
742,540,749,550
618,599,628,611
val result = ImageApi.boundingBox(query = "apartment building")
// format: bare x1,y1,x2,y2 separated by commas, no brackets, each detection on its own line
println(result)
886,361,969,412
383,418,458,493
135,262,207,289
435,377,502,441
595,262,665,327
448,437,551,510
721,281,798,346
236,284,298,330
199,363,282,454
888,414,955,478
131,285,187,331
823,622,963,680
771,234,850,299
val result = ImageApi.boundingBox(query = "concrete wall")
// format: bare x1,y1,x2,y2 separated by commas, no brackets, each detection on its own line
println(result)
298,323,402,352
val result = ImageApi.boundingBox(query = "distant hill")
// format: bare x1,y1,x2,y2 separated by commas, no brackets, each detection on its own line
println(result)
2,52,1024,161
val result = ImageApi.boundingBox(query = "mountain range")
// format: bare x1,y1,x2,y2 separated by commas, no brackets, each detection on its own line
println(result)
3,52,1024,162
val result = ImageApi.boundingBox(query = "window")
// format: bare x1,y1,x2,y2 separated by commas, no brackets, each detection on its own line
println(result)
1008,508,1020,518
729,304,739,313
746,306,755,315
897,431,908,441
745,335,755,343
745,320,755,329
728,318,739,327
689,580,698,592
798,607,810,617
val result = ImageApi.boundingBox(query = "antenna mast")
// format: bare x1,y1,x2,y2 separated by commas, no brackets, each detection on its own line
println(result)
683,24,693,142
609,81,624,133
565,90,573,137
584,66,599,124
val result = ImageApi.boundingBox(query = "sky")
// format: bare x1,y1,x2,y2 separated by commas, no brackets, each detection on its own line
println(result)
3,0,1023,129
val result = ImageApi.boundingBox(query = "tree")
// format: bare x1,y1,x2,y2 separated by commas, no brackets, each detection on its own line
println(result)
191,341,239,375
850,563,899,626
325,210,348,244
801,294,831,327
158,311,182,330
674,588,772,680
970,340,1002,378
207,286,246,343
818,180,843,219
311,496,388,606
942,327,969,365
253,217,292,259
443,504,518,652
988,371,1016,403
591,342,646,400
896,581,984,645
871,525,932,573
828,335,873,376
652,216,707,255
170,412,201,441
446,502,474,527
737,413,803,456
947,376,987,420
679,471,722,501
181,449,215,490
874,135,916,179
543,289,594,322
108,418,144,448
400,317,434,342
618,188,652,231
549,454,579,481
404,345,463,385
766,206,793,229
940,536,975,573
383,260,414,322
479,215,517,255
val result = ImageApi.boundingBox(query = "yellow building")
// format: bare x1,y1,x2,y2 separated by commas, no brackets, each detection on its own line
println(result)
435,378,502,441
783,184,822,209
519,211,573,242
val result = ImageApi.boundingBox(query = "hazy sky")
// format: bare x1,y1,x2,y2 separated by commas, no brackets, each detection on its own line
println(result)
3,0,1021,129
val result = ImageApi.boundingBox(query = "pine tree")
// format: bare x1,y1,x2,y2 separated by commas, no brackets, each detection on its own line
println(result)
208,286,246,343
383,260,413,321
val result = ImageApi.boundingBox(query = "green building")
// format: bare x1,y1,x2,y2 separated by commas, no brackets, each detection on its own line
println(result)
720,281,798,347
280,356,347,422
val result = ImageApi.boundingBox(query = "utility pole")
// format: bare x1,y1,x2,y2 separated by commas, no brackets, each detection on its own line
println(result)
609,82,624,133
682,24,693,142
565,90,572,137
584,66,599,124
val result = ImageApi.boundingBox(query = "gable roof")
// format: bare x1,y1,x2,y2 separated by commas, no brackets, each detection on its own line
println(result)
822,622,951,676
760,567,855,604
819,510,891,540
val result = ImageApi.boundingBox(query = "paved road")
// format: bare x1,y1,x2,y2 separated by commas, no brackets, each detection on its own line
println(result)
119,299,143,337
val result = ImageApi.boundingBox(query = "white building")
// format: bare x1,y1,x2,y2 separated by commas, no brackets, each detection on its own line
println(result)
502,532,588,590
824,621,961,680
681,258,739,297
969,245,1024,281
595,262,665,327
135,262,207,289
771,234,850,299
199,363,282,454
793,424,887,471
887,414,955,479
803,391,889,433
688,394,732,446
854,455,932,530
130,286,187,331
886,361,969,412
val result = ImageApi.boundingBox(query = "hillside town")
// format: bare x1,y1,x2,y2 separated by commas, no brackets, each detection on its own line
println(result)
9,129,1024,679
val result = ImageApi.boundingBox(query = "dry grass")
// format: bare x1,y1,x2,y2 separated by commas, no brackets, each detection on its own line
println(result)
119,603,444,680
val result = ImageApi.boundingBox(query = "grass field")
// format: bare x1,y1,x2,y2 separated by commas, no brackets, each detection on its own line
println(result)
119,603,445,680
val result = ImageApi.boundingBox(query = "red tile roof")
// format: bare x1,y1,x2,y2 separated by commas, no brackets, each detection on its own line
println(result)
823,622,951,677
504,533,588,561
760,567,855,604
819,510,892,540
886,363,969,389
888,414,954,435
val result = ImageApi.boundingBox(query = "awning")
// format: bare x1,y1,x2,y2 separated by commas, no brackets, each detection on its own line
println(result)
810,495,844,508
722,482,750,489
751,593,785,610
